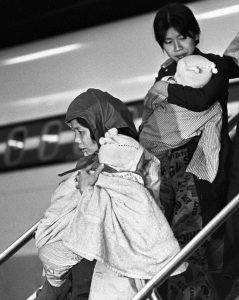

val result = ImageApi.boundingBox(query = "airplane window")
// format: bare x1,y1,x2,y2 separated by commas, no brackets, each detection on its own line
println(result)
5,126,27,166
39,120,62,161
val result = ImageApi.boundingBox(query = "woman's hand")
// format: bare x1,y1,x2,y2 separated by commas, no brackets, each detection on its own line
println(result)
75,163,104,193
144,81,169,107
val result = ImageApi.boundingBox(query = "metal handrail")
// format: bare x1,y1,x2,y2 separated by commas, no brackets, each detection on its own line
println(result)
228,112,239,138
229,113,239,128
0,221,39,266
132,193,239,300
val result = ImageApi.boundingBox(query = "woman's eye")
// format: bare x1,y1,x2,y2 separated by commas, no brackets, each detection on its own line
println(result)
179,35,186,40
164,40,172,45
74,129,82,136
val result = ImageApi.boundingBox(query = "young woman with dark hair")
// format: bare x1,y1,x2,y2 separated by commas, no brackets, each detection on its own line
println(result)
139,3,239,299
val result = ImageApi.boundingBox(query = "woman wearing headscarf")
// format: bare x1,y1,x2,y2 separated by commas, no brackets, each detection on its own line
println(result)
34,88,163,300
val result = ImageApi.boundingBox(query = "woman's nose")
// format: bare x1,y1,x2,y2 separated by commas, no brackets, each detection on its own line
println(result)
74,133,82,144
174,40,182,51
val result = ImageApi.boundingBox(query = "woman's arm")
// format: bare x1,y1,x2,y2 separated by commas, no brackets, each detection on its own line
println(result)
151,49,239,112
166,57,229,112
167,47,239,111
145,61,228,112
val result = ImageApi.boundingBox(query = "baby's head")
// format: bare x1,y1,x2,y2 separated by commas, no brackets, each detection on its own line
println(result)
175,55,218,88
98,128,144,172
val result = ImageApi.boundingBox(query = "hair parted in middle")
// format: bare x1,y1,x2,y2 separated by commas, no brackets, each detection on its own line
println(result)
153,2,201,48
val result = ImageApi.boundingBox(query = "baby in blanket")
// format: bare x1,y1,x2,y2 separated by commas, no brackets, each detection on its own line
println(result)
35,128,187,288
140,55,222,183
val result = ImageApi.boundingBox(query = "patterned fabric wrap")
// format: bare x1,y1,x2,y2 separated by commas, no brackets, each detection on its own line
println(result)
36,171,187,281
62,172,187,279
158,147,215,300
139,83,222,182
35,172,80,248
35,151,186,283
35,149,162,248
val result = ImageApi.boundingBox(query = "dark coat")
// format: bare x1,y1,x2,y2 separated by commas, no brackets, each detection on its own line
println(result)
223,122,239,276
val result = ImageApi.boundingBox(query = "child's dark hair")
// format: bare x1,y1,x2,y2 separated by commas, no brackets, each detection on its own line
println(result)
153,2,201,48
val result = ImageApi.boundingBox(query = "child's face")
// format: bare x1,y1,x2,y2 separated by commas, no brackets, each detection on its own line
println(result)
163,27,197,62
70,119,98,156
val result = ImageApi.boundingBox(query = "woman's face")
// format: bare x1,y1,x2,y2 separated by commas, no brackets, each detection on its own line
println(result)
70,119,98,156
163,27,197,62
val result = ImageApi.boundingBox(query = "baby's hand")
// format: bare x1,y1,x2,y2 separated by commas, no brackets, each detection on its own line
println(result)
75,164,104,193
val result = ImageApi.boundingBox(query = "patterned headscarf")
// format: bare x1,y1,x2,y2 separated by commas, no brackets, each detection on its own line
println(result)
65,88,138,144
59,88,138,176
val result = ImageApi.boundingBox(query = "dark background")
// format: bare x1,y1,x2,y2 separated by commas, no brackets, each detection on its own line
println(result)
0,0,193,49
